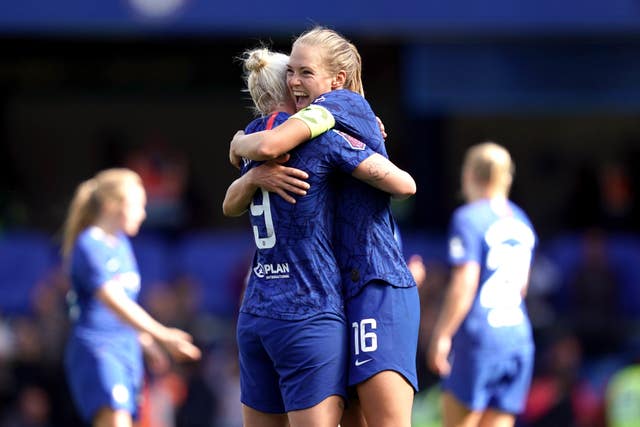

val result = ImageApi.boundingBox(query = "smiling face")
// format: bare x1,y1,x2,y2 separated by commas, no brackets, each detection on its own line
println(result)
286,43,341,111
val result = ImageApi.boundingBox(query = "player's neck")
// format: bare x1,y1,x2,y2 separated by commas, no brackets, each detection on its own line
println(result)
92,218,121,245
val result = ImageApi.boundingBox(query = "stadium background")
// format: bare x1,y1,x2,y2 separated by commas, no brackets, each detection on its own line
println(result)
1,1,640,426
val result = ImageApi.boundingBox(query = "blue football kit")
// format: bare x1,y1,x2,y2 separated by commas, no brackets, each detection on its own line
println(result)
443,199,537,414
295,90,420,391
237,111,376,412
64,227,143,422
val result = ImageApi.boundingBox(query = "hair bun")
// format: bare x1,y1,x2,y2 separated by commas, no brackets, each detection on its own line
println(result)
244,48,269,72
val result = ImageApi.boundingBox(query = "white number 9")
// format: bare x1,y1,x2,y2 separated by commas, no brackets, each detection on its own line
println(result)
250,189,276,249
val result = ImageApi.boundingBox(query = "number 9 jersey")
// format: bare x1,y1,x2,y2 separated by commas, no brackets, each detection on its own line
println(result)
239,112,376,321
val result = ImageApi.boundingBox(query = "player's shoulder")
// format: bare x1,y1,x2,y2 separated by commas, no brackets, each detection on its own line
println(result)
72,227,110,266
507,200,530,220
244,112,290,134
450,201,491,234
77,226,106,248
313,89,373,111
507,201,537,240
453,201,482,221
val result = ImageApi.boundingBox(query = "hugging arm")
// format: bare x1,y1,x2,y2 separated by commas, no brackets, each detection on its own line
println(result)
351,153,416,199
229,119,312,168
223,155,310,216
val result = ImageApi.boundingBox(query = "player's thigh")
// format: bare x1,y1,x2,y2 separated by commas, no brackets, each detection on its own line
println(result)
94,407,132,427
288,394,344,427
357,370,413,427
441,391,482,427
479,409,516,427
242,404,289,427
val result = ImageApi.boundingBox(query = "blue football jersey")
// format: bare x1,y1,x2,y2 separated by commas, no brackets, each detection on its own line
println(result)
448,199,537,352
311,90,416,298
69,227,140,337
70,227,140,363
240,112,376,320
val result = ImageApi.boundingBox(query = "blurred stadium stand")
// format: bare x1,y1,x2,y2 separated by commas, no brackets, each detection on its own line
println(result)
0,230,57,315
2,0,640,37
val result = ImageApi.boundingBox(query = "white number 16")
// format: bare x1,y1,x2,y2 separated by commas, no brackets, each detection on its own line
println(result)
352,318,378,354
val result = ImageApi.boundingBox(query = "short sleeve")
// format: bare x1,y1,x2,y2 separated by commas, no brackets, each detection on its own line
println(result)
323,130,375,174
447,210,481,266
74,237,114,294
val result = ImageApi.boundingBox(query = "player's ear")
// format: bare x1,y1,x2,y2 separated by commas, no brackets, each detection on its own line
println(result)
331,71,346,89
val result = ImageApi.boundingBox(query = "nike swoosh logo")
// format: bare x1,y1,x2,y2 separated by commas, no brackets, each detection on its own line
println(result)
355,358,372,367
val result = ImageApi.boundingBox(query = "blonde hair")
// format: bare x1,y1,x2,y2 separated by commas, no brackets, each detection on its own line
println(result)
242,47,290,116
463,142,515,196
293,26,364,96
61,168,142,257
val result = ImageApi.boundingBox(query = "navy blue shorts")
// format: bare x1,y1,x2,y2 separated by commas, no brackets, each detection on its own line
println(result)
64,335,142,422
346,281,420,391
442,345,535,414
237,312,348,413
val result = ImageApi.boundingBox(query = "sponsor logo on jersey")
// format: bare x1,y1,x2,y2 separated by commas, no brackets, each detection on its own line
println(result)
333,130,366,150
449,236,465,259
112,384,130,404
115,271,141,293
355,358,373,367
253,262,290,279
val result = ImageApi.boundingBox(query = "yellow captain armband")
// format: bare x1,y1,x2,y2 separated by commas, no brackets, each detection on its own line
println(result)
291,104,335,138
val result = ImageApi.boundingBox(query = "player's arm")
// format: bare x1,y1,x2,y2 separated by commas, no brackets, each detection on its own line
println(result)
521,269,533,298
96,282,201,362
351,153,416,199
229,105,335,166
223,155,310,216
222,174,259,217
139,332,170,374
427,261,480,376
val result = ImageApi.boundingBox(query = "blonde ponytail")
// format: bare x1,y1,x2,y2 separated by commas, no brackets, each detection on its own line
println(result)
61,168,141,258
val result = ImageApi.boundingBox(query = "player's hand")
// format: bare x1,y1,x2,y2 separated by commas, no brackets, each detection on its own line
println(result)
248,154,310,204
229,130,245,169
140,335,171,374
407,254,426,287
159,327,202,362
376,116,387,139
427,335,452,377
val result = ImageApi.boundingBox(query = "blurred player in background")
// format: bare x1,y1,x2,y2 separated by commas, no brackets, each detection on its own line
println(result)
224,45,416,427
229,26,420,427
61,168,201,427
427,142,536,427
